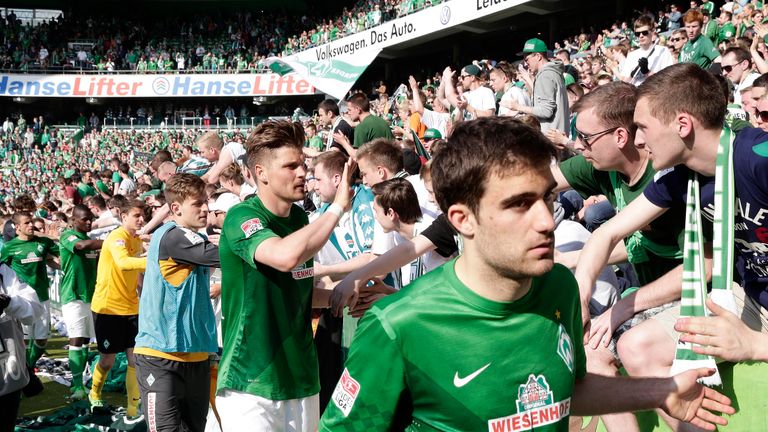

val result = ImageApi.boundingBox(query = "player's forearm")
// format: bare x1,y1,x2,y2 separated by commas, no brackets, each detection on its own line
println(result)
75,239,104,251
345,236,435,284
141,205,170,234
263,211,343,272
572,373,671,415
317,252,376,280
114,252,147,271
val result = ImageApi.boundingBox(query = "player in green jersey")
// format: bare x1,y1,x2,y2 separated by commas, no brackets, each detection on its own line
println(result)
59,205,103,400
0,212,59,370
215,120,353,432
320,116,734,431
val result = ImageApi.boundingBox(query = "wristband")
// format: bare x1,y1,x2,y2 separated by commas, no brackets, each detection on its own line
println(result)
327,203,344,217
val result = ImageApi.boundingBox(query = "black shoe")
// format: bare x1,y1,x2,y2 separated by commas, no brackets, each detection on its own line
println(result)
22,366,44,397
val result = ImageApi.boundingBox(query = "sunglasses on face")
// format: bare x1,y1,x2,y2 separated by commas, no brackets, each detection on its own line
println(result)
669,37,685,42
574,126,619,148
755,108,768,123
721,64,739,73
635,30,650,37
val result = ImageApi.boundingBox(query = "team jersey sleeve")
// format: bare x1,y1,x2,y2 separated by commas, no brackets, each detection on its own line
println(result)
222,205,278,269
106,231,146,271
59,231,80,253
319,308,408,431
43,236,59,256
159,227,220,267
558,155,603,199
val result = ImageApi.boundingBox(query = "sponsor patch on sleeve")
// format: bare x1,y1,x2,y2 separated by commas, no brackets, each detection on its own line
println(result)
67,235,78,242
240,218,263,238
183,229,204,245
331,368,360,417
115,239,126,247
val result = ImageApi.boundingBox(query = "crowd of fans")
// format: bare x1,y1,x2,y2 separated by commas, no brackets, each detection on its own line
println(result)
0,0,443,73
3,0,768,431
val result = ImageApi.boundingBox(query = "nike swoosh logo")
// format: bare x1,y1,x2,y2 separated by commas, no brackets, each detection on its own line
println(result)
453,363,491,388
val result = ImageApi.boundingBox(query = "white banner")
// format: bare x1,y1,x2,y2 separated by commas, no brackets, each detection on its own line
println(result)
0,73,317,98
276,0,531,99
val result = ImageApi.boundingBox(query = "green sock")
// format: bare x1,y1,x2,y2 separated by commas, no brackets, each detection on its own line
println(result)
69,347,86,389
28,342,45,368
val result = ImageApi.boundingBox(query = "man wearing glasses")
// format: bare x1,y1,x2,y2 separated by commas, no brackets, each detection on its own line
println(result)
455,64,495,120
720,47,760,102
551,81,686,431
505,38,569,134
619,16,674,86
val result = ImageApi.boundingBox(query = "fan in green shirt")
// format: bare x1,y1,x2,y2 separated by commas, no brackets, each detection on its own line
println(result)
347,94,394,149
678,16,721,69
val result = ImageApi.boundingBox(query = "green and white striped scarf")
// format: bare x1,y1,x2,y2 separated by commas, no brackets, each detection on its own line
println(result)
670,124,739,386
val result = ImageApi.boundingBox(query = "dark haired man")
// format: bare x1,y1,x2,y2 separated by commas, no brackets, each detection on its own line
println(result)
320,116,733,431
215,120,353,431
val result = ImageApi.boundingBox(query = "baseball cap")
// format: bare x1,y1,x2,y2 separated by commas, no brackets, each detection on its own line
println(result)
423,128,442,140
461,64,481,77
209,192,240,212
521,38,548,54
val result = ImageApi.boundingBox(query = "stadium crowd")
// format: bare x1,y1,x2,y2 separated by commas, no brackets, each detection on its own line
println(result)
0,0,442,73
3,0,768,431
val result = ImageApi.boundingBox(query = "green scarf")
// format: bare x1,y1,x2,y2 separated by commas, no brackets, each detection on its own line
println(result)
670,125,738,386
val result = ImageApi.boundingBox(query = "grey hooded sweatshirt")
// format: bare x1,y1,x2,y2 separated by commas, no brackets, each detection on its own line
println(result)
531,60,570,134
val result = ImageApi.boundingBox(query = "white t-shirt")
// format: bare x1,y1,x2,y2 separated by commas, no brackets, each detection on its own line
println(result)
119,177,136,195
420,109,450,139
224,142,246,165
620,44,675,86
406,174,441,221
555,220,620,314
498,85,531,116
462,85,496,120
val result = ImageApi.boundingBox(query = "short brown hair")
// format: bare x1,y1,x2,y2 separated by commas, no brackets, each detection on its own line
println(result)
637,63,725,129
633,15,655,30
119,199,146,218
244,120,305,168
572,81,638,140
219,163,244,185
314,151,347,176
371,178,422,225
432,117,556,215
347,93,371,113
164,173,207,205
356,138,404,174
682,10,704,25
197,131,223,151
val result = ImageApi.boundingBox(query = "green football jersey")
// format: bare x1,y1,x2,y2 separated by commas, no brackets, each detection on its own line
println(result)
0,236,59,301
59,229,99,304
679,35,720,69
217,196,319,400
320,261,586,431
77,183,97,198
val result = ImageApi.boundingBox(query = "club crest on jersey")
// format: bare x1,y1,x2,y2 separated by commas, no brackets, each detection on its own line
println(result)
20,252,42,264
291,263,314,280
556,324,574,373
331,368,360,417
487,374,571,432
240,218,263,238
37,244,43,252
516,375,553,412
